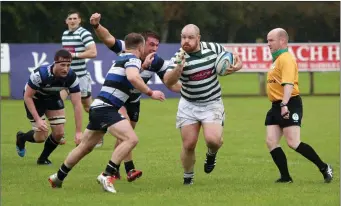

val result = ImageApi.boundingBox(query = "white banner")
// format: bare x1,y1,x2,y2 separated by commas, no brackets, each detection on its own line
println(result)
223,43,340,72
1,43,10,73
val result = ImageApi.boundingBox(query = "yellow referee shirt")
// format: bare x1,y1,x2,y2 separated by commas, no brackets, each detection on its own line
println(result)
266,49,300,102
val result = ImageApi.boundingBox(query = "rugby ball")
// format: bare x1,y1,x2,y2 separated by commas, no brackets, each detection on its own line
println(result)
214,51,235,76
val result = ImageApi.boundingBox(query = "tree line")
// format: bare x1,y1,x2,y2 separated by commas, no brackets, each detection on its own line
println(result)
1,1,340,43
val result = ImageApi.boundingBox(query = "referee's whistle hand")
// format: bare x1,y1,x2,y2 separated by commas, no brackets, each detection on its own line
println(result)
281,107,290,119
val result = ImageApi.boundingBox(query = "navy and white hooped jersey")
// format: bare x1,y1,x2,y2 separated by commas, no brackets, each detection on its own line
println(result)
91,53,142,109
25,64,80,99
109,39,169,103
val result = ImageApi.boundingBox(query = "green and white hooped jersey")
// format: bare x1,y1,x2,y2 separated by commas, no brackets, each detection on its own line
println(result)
62,26,95,77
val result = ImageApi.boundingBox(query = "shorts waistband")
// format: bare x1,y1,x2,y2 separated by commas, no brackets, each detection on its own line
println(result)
90,98,120,111
272,95,301,105
77,73,88,78
180,97,222,106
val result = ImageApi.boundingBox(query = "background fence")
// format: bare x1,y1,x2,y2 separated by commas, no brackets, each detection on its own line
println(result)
1,42,339,99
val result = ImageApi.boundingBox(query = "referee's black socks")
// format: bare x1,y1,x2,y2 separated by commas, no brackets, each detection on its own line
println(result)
270,147,291,179
295,142,328,171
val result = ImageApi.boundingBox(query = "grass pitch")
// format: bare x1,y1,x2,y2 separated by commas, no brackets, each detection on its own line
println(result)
1,71,339,205
1,96,339,206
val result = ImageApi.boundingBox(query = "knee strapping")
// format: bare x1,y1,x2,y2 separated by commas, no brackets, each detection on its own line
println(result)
48,116,66,126
31,117,46,131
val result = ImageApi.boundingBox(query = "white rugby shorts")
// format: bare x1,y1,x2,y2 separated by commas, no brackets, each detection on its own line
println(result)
79,72,92,98
176,97,225,128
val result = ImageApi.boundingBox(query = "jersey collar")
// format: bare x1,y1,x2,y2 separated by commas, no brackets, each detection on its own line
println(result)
68,26,81,34
186,43,202,57
272,48,288,62
49,64,55,76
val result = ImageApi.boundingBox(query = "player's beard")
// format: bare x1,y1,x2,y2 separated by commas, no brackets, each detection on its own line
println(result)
182,42,198,53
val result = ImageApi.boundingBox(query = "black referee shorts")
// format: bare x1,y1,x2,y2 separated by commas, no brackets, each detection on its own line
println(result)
265,95,303,128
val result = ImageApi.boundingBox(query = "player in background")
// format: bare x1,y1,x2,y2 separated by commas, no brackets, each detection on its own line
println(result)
89,12,181,181
48,33,165,194
60,10,98,146
16,49,83,165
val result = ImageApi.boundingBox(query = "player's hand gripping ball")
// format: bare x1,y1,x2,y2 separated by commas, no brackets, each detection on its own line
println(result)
215,51,236,76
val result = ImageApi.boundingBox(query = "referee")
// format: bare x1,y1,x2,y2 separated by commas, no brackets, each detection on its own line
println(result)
265,28,333,183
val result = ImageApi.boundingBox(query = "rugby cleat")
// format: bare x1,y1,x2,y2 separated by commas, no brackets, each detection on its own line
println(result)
204,152,217,173
48,173,63,188
127,169,142,182
116,171,121,180
183,177,194,185
97,173,117,193
275,177,293,183
37,158,52,165
16,131,26,157
321,164,333,183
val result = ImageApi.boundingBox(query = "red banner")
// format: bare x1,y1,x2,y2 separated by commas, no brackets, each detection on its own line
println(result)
222,43,340,72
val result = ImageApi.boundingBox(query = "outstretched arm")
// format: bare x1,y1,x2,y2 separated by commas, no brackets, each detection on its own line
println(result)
90,13,116,48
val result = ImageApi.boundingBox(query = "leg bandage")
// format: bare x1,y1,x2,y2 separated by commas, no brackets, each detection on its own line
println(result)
48,116,66,126
30,116,46,131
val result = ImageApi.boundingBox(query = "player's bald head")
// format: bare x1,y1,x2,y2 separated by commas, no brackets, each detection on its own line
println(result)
181,24,200,36
267,28,289,52
268,28,289,43
180,24,201,53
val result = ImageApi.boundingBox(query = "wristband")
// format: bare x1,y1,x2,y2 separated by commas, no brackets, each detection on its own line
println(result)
92,24,100,29
74,52,78,58
147,90,153,97
280,102,287,107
